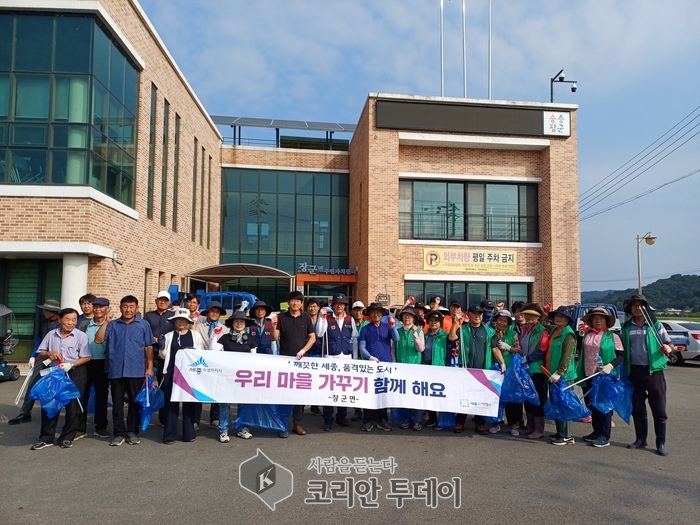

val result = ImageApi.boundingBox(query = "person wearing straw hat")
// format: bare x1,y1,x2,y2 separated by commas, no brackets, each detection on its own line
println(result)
544,306,578,445
422,310,448,428
578,307,625,448
8,299,62,425
248,300,276,355
621,294,674,456
395,306,425,430
160,308,207,444
518,303,550,439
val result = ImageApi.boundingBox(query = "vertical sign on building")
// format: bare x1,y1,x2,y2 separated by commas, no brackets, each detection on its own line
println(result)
543,111,571,136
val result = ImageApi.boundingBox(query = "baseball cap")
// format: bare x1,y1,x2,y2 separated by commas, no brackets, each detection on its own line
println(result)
449,300,462,309
480,299,495,309
92,297,110,307
351,301,365,310
156,291,171,300
467,304,484,313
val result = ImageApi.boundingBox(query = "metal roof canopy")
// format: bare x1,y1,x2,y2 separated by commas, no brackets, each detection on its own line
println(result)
211,115,356,133
186,263,294,289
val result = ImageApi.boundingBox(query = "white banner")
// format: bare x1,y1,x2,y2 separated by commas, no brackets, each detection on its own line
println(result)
171,350,503,417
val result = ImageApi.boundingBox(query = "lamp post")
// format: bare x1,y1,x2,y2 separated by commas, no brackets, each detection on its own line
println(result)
636,232,657,294
550,69,578,103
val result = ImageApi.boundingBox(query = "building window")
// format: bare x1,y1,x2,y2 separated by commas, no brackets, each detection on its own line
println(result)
399,180,538,242
0,13,139,207
172,114,180,231
191,137,198,242
147,84,156,219
404,281,530,309
160,99,169,226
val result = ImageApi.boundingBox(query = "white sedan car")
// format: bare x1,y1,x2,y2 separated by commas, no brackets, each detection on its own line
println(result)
659,320,700,364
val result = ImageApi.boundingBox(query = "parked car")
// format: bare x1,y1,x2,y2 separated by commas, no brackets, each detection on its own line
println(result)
658,320,700,365
566,303,621,336
199,291,258,317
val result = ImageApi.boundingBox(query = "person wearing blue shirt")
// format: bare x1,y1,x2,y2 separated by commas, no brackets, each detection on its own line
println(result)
248,300,276,355
95,295,154,447
358,302,399,432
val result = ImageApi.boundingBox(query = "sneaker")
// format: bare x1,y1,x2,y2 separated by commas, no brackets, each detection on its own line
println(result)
210,420,219,428
361,422,373,432
376,419,392,432
453,423,465,433
581,415,592,423
74,431,87,441
94,429,110,438
551,436,575,446
30,440,53,450
310,406,323,416
323,421,333,431
110,436,125,446
488,424,501,434
582,432,599,443
425,419,437,428
412,422,422,431
335,418,352,428
592,436,610,448
474,424,487,435
193,423,200,432
219,432,230,443
59,440,73,448
400,421,411,429
549,433,562,442
237,427,253,440
126,432,140,445
278,432,289,438
510,428,520,436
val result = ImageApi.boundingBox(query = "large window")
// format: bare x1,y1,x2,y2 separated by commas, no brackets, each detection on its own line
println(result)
222,168,349,275
399,180,538,242
0,13,139,207
404,281,530,310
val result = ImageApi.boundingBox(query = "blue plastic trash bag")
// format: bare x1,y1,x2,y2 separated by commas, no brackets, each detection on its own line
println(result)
613,366,633,425
437,412,456,429
589,373,618,414
29,367,81,418
544,380,591,421
235,404,295,433
500,353,539,406
391,407,412,424
135,376,165,432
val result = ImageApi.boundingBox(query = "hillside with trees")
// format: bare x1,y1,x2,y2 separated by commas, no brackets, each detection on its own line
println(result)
584,274,700,312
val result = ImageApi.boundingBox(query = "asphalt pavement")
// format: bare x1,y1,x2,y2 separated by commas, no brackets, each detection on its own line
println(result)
2,362,699,524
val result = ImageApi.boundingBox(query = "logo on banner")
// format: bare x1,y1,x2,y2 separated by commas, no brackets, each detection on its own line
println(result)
188,356,209,368
187,355,221,375
239,449,293,510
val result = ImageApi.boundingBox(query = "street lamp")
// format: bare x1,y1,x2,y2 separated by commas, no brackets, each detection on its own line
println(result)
550,69,578,103
636,232,657,294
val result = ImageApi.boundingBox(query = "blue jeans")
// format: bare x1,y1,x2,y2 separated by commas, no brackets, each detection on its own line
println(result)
220,404,247,434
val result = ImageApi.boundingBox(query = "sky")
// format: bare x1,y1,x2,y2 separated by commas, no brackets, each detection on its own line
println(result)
139,0,700,293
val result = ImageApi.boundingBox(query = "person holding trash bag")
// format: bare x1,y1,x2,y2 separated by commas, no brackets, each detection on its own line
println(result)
544,306,578,445
159,308,206,444
621,294,673,456
30,308,91,450
488,309,520,435
578,307,625,448
518,303,550,439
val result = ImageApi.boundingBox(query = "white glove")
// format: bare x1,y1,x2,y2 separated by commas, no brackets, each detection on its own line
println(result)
59,362,73,372
28,357,36,367
601,363,614,375
499,363,506,375
497,341,511,352
549,372,561,383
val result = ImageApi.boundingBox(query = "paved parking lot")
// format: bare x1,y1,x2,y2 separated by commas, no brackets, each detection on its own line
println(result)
2,362,699,523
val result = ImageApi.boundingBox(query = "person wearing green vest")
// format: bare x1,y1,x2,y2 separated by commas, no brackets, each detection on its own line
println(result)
621,294,674,456
423,310,449,428
578,307,625,448
448,303,496,435
350,301,369,422
519,304,550,439
395,307,425,430
486,309,513,435
545,306,578,445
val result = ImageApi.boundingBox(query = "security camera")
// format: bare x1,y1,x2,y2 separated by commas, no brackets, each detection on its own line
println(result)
558,73,565,82
571,82,577,93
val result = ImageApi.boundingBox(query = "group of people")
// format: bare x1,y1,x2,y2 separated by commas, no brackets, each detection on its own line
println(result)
9,289,673,456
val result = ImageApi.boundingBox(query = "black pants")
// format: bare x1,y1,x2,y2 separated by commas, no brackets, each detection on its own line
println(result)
323,405,348,423
583,378,612,439
193,403,219,425
456,413,485,426
505,402,523,427
18,360,45,416
161,373,196,442
110,377,143,437
363,408,388,425
78,359,109,433
629,365,667,421
524,373,547,417
39,365,87,443
153,356,167,423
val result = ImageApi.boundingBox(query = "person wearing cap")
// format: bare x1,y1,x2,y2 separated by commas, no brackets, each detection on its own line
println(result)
441,300,462,336
350,300,368,423
94,295,154,446
248,300,277,355
395,306,425,430
144,291,175,425
76,297,111,438
315,293,358,430
621,294,673,456
480,299,496,325
544,306,578,445
29,307,91,450
270,290,316,436
8,299,62,425
517,303,550,439
305,298,325,358
421,310,448,427
77,293,96,326
488,309,520,435
213,312,258,442
359,302,399,432
448,304,497,434
160,308,207,444
578,307,625,448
